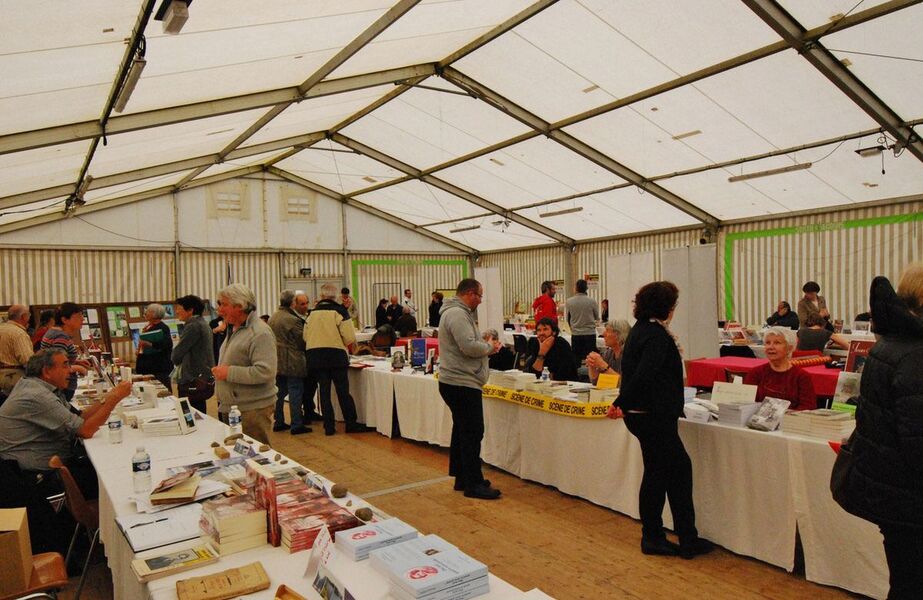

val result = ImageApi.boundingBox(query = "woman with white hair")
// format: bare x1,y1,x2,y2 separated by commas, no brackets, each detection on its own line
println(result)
586,318,631,384
136,302,174,389
742,326,815,410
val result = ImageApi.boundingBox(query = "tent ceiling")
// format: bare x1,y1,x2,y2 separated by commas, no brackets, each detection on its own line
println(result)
1,0,920,250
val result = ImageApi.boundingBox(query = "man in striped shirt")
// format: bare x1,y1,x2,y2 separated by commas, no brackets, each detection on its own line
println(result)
0,304,33,398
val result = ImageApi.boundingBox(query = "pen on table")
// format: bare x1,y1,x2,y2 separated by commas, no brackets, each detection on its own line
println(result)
129,517,168,529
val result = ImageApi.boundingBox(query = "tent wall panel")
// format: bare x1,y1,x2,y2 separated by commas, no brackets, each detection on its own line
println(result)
348,254,469,329
178,251,281,318
0,248,174,306
281,253,345,280
719,201,923,326
479,246,566,316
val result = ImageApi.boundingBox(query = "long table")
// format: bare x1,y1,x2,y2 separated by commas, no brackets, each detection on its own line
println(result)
338,366,889,599
685,356,840,396
83,400,532,600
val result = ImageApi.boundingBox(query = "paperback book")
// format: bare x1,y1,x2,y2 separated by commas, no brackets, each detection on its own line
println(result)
131,544,218,583
336,518,418,561
845,340,875,373
746,397,791,432
370,534,488,599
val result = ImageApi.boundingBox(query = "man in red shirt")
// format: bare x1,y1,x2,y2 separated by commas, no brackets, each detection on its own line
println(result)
532,281,558,324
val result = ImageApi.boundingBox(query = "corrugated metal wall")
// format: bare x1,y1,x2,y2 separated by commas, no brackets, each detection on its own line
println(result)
720,202,922,325
349,254,470,327
479,246,566,315
577,229,704,304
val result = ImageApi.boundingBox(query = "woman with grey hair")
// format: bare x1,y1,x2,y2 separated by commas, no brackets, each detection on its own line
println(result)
742,326,815,410
136,302,174,389
586,318,630,384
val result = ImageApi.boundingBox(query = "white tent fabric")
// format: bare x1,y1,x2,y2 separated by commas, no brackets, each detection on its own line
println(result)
1,0,921,250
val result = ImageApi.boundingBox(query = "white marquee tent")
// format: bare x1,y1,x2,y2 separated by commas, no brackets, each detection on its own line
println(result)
2,0,921,253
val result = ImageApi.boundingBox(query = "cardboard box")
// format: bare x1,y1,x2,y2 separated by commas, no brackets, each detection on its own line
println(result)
0,508,33,596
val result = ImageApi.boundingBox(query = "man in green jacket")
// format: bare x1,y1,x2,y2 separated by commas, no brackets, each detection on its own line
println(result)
269,290,310,435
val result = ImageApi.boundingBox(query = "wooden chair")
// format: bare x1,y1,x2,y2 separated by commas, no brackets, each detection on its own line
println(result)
0,552,69,600
48,457,99,600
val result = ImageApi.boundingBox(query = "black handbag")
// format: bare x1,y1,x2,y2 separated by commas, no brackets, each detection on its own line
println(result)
830,433,857,512
180,375,215,403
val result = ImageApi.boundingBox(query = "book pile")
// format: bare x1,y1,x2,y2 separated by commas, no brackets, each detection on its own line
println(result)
370,534,489,600
716,402,761,427
336,518,418,561
781,409,856,439
149,471,201,506
140,415,183,436
486,370,534,390
277,483,361,553
199,495,266,555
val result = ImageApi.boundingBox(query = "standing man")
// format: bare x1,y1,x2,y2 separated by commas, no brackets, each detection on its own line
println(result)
438,278,501,500
304,284,373,436
532,281,558,324
0,304,34,398
294,291,322,423
269,290,310,435
340,287,359,329
386,295,403,326
401,288,418,317
212,284,277,444
566,279,600,364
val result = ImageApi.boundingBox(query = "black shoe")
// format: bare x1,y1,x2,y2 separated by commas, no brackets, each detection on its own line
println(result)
325,429,336,436
679,538,715,559
454,479,491,491
464,484,501,500
305,412,324,422
272,422,289,432
290,425,312,435
345,424,375,433
641,537,681,556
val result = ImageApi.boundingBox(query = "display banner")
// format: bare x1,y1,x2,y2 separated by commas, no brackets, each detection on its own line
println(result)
482,385,609,419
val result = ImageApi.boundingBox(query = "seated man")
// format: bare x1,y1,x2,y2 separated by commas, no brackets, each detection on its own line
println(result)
483,329,515,371
394,306,418,337
0,349,131,498
523,318,578,381
766,300,799,330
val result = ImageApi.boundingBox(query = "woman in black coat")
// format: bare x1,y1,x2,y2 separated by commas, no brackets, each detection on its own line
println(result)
374,298,389,330
612,281,713,559
428,292,444,327
833,265,923,599
135,303,174,389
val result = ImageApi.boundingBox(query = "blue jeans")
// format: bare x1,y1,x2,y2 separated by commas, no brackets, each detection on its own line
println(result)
274,375,304,430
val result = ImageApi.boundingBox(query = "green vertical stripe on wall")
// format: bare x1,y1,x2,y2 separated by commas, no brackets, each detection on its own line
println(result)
723,211,923,320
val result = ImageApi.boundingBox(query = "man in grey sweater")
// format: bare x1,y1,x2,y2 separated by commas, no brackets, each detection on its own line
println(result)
565,279,600,364
438,278,500,500
212,284,277,444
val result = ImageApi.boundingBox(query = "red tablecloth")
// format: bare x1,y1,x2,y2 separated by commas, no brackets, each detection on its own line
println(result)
686,357,839,396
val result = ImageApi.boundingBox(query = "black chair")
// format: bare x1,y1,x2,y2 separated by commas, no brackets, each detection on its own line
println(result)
512,334,529,370
719,345,756,359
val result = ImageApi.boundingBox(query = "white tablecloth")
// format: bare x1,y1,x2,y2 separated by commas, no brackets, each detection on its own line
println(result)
84,405,530,600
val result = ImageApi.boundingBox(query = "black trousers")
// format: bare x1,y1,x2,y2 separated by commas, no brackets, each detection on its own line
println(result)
313,367,358,432
303,371,319,416
624,413,698,542
880,524,923,599
571,334,597,364
439,382,486,491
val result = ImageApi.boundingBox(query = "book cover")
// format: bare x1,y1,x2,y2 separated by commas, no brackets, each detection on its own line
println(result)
336,518,418,561
747,397,791,432
149,475,201,505
131,544,218,583
832,371,861,405
245,459,281,546
370,535,487,597
175,562,270,600
411,338,427,367
139,328,165,344
845,340,875,373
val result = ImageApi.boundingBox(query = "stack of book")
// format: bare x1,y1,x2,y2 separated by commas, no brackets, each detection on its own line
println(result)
277,484,361,553
781,409,856,439
716,402,761,427
149,471,201,506
140,415,182,436
370,535,489,600
199,495,267,555
336,518,418,561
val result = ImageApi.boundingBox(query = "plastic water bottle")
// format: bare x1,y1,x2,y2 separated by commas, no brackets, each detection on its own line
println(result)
132,446,151,492
541,367,550,382
108,414,123,444
228,405,242,435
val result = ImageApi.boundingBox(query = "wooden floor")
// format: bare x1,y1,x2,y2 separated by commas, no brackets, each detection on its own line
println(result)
69,403,868,600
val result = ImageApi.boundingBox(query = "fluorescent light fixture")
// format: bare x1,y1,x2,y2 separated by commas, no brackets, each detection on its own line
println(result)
159,0,190,35
449,224,480,233
727,162,812,183
671,129,702,141
854,145,889,157
113,55,146,113
539,206,583,218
